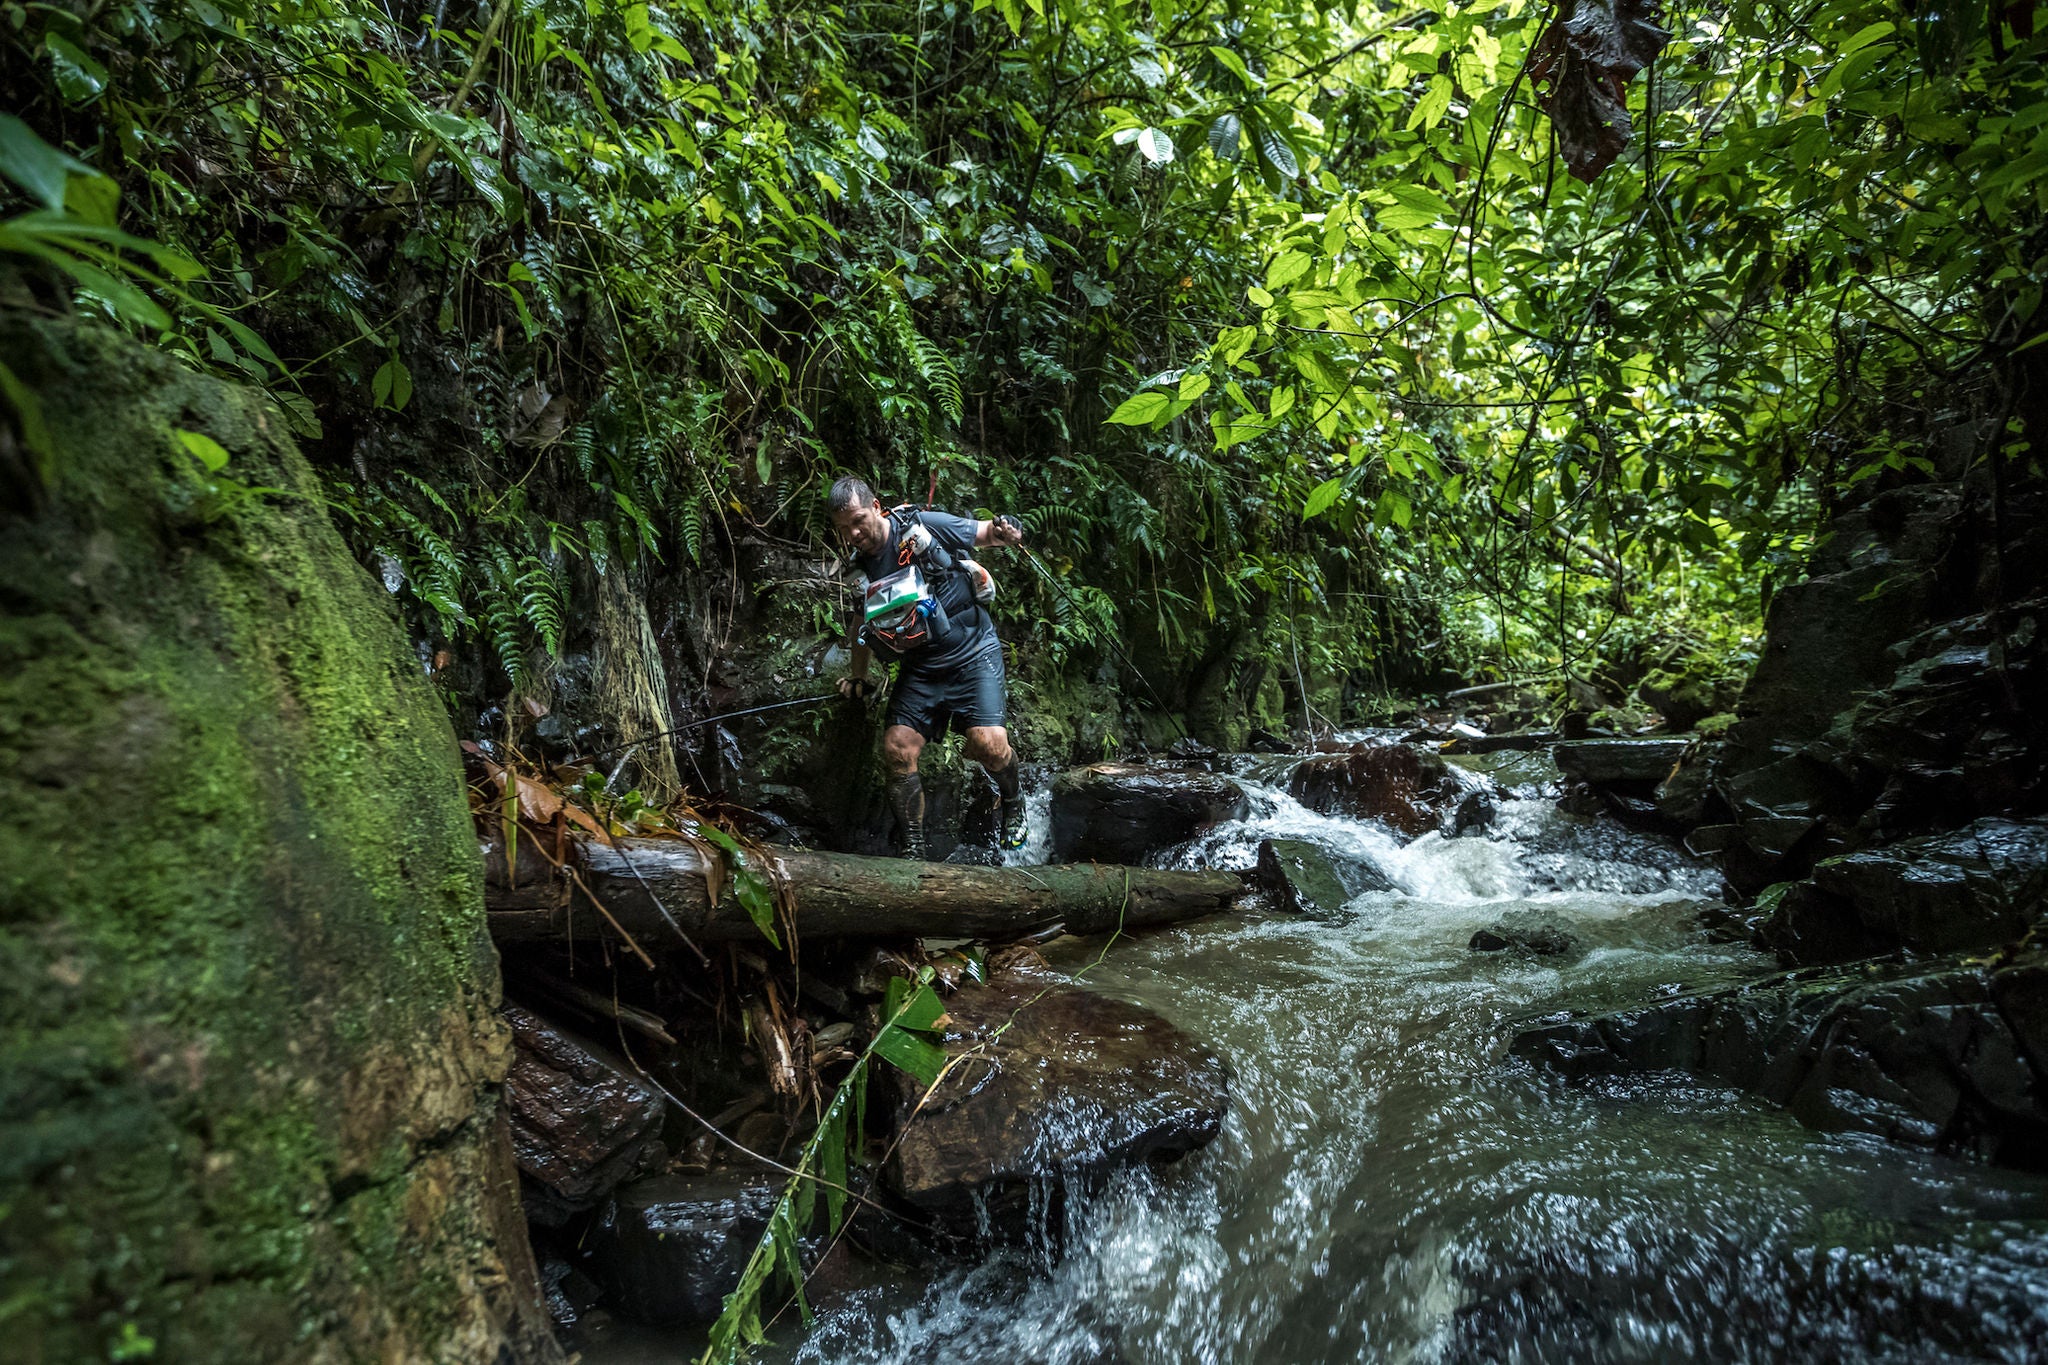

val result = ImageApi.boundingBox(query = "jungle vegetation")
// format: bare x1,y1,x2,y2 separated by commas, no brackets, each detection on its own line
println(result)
2,0,2044,708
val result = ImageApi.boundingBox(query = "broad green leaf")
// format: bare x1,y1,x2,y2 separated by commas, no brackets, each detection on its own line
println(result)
1137,127,1175,165
871,1026,945,1085
1208,45,1255,89
1303,476,1342,519
373,357,413,410
1258,129,1298,179
1106,390,1172,424
1266,250,1312,291
1208,112,1242,161
1408,76,1453,131
175,428,231,472
44,34,107,104
0,114,95,212
1837,21,1894,54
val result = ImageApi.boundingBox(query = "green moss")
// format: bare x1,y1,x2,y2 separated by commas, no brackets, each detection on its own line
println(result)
0,317,548,1364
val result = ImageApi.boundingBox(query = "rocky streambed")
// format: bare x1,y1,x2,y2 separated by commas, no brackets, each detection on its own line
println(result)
544,734,2047,1362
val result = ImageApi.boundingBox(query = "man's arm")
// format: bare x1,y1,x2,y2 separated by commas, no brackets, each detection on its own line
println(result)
973,515,1025,549
838,639,875,699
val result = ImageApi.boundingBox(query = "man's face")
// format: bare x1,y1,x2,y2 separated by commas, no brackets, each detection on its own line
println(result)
832,499,887,555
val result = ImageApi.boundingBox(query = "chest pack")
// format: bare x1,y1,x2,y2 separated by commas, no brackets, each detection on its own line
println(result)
857,505,997,657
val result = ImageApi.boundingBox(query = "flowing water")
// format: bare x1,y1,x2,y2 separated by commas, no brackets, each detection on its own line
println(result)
782,754,2048,1364
594,753,2048,1363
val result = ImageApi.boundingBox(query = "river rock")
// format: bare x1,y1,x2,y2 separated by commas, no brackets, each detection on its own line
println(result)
1757,818,2048,965
504,1002,667,1210
884,979,1230,1245
1256,838,1388,919
1287,743,1479,839
1469,910,1582,959
1701,481,2046,893
1511,948,2048,1169
577,1169,780,1324
1050,762,1248,863
1551,738,1691,784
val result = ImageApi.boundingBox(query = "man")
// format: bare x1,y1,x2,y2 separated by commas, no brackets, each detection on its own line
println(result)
828,475,1028,859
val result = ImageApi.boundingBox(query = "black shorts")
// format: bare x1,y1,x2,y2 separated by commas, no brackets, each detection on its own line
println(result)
886,642,1007,740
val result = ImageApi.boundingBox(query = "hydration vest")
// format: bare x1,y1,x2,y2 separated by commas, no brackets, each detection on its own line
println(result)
858,505,997,658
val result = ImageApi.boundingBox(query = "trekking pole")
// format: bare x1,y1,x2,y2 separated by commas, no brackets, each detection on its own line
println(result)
1011,543,1188,741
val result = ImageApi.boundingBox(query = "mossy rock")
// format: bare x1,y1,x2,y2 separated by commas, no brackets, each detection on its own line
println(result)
0,317,558,1364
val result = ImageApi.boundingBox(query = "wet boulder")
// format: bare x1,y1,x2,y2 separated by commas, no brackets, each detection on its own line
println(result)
1256,837,1389,919
1050,762,1248,863
1469,910,1582,960
1511,949,2048,1169
884,979,1230,1245
577,1169,779,1324
504,1002,667,1214
1758,818,2048,966
1286,743,1481,839
1551,738,1691,784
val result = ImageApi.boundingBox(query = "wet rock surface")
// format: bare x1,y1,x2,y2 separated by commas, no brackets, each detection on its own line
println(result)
505,1002,667,1212
1552,738,1692,784
1512,948,2048,1170
1758,818,2048,965
1469,910,1583,959
1257,837,1389,919
1287,742,1484,839
1051,762,1249,863
577,1169,781,1324
883,979,1230,1245
1703,477,2047,896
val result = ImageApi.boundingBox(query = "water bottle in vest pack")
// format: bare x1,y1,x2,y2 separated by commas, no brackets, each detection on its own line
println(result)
856,505,998,655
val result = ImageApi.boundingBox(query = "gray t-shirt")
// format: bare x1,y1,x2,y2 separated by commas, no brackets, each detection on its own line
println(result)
853,508,995,674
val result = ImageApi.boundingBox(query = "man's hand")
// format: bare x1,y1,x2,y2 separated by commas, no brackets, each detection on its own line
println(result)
839,675,877,701
992,514,1026,548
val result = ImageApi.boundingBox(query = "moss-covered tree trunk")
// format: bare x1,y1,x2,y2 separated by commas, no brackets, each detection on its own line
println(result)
0,315,560,1364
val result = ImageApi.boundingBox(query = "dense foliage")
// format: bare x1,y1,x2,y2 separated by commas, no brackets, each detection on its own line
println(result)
3,0,2044,709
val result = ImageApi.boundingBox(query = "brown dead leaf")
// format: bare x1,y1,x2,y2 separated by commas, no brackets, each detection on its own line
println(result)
561,801,608,838
1529,0,1672,181
483,761,563,823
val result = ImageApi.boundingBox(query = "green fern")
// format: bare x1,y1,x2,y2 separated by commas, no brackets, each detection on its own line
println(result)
888,298,963,426
518,554,568,656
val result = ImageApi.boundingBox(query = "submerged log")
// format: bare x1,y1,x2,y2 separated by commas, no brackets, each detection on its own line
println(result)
485,836,1245,947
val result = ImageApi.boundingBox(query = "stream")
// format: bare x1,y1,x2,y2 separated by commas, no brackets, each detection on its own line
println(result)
607,750,2048,1363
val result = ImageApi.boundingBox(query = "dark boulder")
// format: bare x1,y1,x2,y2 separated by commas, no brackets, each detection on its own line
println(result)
1551,738,1691,784
1469,910,1582,959
1050,762,1248,863
1256,837,1389,919
1653,741,1720,827
1511,949,2048,1169
1757,818,2048,966
1700,478,2047,892
505,1002,667,1211
883,979,1230,1245
578,1169,780,1324
1287,743,1484,839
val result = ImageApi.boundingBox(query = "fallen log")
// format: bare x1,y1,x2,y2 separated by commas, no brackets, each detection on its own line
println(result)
485,835,1245,947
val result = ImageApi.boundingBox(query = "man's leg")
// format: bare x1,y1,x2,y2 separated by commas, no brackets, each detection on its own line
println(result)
962,725,1027,850
881,724,929,859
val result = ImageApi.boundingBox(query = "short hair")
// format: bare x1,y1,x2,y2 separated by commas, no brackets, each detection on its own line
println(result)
828,476,875,515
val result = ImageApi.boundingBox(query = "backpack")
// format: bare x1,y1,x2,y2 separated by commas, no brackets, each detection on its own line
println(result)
857,505,996,657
